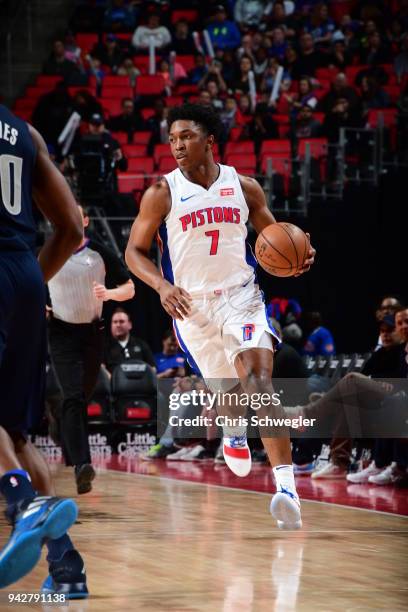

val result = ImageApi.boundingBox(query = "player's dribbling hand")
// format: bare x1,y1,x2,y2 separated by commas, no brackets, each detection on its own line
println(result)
159,282,192,320
295,233,316,276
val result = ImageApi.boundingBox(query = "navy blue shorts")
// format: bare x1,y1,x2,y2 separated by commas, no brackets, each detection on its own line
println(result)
0,251,46,433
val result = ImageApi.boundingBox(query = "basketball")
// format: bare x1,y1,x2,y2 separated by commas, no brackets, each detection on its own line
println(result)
255,223,309,277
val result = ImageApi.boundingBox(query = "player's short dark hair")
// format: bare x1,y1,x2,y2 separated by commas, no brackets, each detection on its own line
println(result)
167,103,223,142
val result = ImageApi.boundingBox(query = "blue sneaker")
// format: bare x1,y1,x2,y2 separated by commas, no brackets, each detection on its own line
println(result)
293,461,315,476
42,550,88,599
0,496,78,589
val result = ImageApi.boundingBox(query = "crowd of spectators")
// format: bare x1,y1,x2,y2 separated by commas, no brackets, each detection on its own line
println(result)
21,0,407,196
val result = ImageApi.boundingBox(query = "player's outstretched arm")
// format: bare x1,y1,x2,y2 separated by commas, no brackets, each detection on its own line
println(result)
30,125,83,282
125,180,191,320
240,174,316,275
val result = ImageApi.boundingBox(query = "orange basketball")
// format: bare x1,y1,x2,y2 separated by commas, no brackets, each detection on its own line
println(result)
255,223,309,277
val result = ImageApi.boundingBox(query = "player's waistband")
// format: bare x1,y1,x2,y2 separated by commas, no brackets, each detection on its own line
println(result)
188,277,255,299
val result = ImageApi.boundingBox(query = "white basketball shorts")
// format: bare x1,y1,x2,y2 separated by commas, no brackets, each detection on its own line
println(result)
173,279,281,380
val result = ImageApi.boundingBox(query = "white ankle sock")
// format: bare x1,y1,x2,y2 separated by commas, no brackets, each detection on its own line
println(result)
273,465,298,496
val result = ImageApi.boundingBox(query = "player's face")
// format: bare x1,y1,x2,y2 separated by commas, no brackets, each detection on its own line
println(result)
169,120,212,170
395,309,408,343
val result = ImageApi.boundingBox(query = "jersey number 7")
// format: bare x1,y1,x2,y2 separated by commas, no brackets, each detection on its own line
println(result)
205,230,219,256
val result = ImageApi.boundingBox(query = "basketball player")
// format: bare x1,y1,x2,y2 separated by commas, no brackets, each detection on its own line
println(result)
0,105,88,593
126,104,315,529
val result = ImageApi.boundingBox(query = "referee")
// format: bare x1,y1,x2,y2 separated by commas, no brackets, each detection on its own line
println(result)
48,206,134,494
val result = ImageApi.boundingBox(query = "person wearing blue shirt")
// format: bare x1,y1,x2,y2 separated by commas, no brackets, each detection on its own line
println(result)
303,312,335,356
154,330,186,378
207,5,241,51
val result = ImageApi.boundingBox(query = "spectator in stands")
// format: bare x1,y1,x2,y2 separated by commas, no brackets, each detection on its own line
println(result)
360,75,390,112
117,57,141,86
283,44,299,78
328,33,353,70
289,76,318,114
32,83,73,148
198,90,213,108
154,330,186,379
146,99,168,150
157,58,187,90
318,73,360,114
376,296,403,323
323,96,364,143
205,81,224,110
104,0,136,32
104,308,156,374
303,312,335,357
220,97,240,139
233,55,253,94
252,46,269,77
269,27,288,61
188,54,208,85
206,5,241,51
249,103,278,152
87,114,127,168
171,20,196,55
72,90,103,123
265,1,296,39
43,40,80,83
304,2,335,49
107,97,145,140
238,93,253,120
292,32,326,78
63,31,83,68
293,103,323,138
394,32,408,84
197,59,228,93
361,31,392,66
234,0,270,31
91,34,124,73
131,12,171,51
220,49,237,85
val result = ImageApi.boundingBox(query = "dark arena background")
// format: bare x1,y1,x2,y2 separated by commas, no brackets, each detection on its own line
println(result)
0,0,407,610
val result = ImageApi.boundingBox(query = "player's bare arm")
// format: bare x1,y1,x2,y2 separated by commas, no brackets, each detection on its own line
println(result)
240,174,316,274
30,125,83,282
125,179,192,320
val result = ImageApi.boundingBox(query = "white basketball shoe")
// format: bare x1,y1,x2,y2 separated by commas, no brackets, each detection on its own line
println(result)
223,435,252,477
270,487,302,530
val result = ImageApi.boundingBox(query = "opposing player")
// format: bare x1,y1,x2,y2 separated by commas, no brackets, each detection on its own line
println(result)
0,104,88,592
125,104,315,529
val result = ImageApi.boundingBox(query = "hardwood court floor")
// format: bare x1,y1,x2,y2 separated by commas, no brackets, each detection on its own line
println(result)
0,463,407,611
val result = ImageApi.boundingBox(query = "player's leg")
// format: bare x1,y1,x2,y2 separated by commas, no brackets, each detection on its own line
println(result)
0,253,78,588
234,346,302,529
15,439,88,599
49,320,93,494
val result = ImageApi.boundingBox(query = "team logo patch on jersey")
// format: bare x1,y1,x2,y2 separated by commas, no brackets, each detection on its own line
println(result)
220,188,234,196
242,324,255,341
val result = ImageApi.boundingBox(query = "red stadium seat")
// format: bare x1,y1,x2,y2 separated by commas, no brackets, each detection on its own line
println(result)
225,141,254,157
135,75,165,96
25,86,52,99
13,98,38,111
133,131,152,145
229,126,243,142
166,96,183,107
233,166,256,176
367,109,397,128
101,99,122,116
67,86,96,98
345,65,369,85
102,86,133,99
122,144,147,157
127,157,154,174
171,10,198,24
329,0,353,23
13,109,32,122
35,75,62,88
117,174,145,193
158,156,177,172
225,153,256,168
176,55,196,72
133,56,153,74
154,143,171,164
298,138,328,159
76,33,98,55
176,84,199,95
103,76,131,88
141,108,154,120
260,157,291,194
260,139,291,156
315,67,339,82
111,132,128,145
383,85,401,104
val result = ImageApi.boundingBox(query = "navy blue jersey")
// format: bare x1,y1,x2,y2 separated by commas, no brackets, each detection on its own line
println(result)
0,105,37,251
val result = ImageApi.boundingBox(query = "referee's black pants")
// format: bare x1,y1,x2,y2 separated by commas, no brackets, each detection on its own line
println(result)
49,318,105,466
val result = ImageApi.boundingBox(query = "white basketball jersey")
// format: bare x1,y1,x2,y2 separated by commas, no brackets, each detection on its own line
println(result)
160,164,256,294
